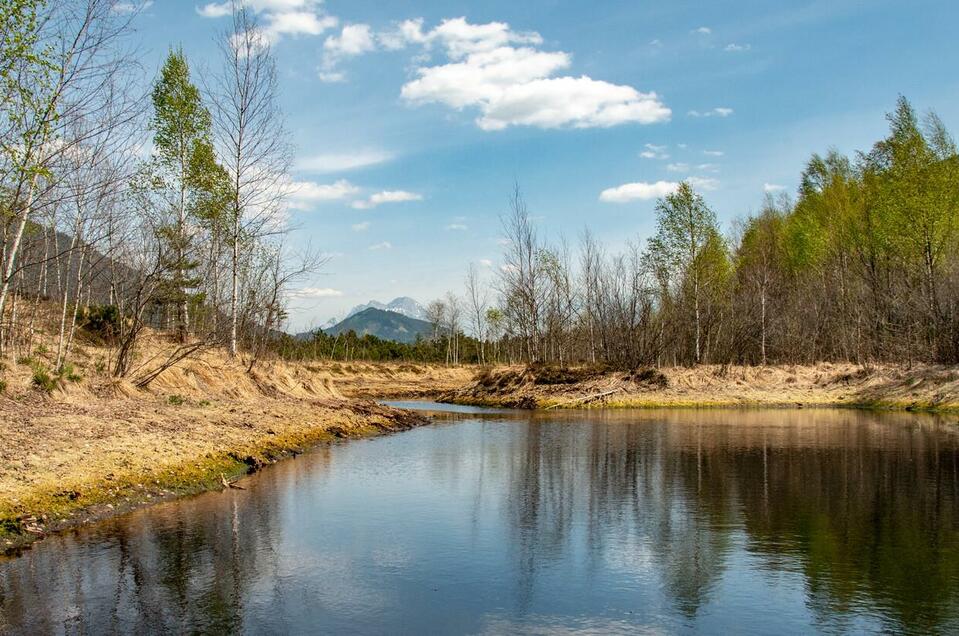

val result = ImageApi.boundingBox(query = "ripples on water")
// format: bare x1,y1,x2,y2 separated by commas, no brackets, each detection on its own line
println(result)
1,405,958,634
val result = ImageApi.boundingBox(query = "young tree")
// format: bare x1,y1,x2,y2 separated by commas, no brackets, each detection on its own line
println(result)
647,182,721,364
148,48,218,342
208,4,292,357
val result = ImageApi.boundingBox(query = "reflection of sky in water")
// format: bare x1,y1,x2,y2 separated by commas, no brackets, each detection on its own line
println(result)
1,408,959,634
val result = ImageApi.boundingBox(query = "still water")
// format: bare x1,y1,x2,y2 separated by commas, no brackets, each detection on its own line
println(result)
2,404,959,634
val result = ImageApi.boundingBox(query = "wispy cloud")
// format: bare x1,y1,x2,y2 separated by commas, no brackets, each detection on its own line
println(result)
445,223,468,231
724,43,751,52
693,26,712,34
285,179,360,210
640,143,669,160
296,150,394,174
351,190,423,210
667,162,689,172
688,107,734,118
351,221,370,231
703,149,725,156
288,287,343,299
687,176,720,191
369,241,392,250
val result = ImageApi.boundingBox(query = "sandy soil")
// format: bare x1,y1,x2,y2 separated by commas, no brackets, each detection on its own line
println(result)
442,363,959,411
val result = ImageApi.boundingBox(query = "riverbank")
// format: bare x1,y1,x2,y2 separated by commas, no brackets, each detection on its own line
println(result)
440,363,959,412
0,346,470,554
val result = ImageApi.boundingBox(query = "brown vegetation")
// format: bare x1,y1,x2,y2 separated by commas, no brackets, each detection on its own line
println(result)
444,363,959,411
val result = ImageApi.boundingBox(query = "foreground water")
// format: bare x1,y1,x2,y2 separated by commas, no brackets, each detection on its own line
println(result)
2,405,959,634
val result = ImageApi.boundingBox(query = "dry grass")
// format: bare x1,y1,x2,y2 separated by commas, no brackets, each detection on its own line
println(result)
444,363,959,411
0,326,470,552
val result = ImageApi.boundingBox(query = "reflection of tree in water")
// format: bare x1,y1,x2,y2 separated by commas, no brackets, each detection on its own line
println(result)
491,409,959,631
0,451,329,633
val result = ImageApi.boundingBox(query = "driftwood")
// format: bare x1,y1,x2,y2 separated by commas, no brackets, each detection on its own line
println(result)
544,388,623,410
220,474,246,490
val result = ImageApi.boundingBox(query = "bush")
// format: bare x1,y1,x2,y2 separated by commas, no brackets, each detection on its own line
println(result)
168,394,185,406
76,304,122,343
31,365,58,394
625,367,669,388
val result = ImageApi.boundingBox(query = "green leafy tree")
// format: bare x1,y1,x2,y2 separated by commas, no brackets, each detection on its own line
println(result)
648,182,722,364
148,49,223,341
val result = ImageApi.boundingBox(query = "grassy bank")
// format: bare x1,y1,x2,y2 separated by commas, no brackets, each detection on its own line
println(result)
440,363,959,412
0,343,470,554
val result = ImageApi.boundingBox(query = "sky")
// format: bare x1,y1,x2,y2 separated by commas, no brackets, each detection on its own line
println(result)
126,0,959,332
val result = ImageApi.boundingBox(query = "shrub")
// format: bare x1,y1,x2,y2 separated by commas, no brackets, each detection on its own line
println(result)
625,367,669,388
76,304,122,343
60,363,82,383
168,394,185,406
31,365,58,394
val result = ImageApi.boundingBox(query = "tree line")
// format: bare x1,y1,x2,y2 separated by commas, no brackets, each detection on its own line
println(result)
1,0,315,385
417,97,959,368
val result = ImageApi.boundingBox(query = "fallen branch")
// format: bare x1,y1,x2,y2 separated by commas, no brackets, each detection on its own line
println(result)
544,388,623,410
220,474,246,490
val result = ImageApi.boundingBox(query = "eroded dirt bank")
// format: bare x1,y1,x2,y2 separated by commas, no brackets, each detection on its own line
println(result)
441,363,959,411
0,353,469,554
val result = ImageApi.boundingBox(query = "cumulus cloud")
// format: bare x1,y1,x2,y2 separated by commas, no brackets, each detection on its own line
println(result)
688,107,734,118
196,0,337,43
285,179,360,210
296,150,394,173
399,17,670,130
369,241,392,250
599,181,678,203
351,190,423,210
288,287,343,299
764,183,786,193
351,221,371,231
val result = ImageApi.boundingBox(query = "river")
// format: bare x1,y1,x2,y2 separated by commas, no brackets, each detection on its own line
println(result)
1,404,958,634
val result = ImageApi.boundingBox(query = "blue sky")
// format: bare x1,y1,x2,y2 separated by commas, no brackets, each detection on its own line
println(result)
129,0,959,331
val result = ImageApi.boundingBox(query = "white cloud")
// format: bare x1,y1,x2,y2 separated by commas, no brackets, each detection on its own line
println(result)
479,258,493,267
703,149,725,156
599,181,678,203
649,38,662,47
296,150,394,173
351,190,423,210
196,2,230,18
288,287,343,299
445,223,468,231
687,176,720,191
640,143,668,160
113,1,152,14
324,24,375,56
285,179,360,210
724,43,751,52
693,26,712,34
688,107,734,118
764,183,786,193
369,241,392,250
352,221,371,231
196,0,337,43
697,163,720,172
318,71,345,83
667,162,689,172
677,143,687,149
400,18,670,131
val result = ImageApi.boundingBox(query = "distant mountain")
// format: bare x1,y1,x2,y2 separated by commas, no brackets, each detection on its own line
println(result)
346,297,427,321
326,307,432,344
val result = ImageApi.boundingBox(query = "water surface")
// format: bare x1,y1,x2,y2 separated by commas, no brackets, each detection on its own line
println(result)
2,405,958,634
